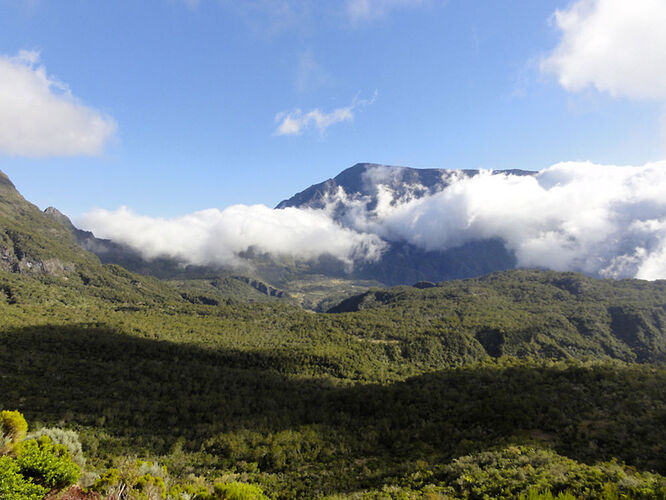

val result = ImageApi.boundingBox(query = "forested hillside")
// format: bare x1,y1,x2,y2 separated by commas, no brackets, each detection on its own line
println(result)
330,269,666,363
2,263,666,498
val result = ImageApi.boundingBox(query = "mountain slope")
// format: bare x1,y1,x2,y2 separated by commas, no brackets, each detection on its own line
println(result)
0,170,102,276
328,269,666,363
0,170,197,305
43,205,215,279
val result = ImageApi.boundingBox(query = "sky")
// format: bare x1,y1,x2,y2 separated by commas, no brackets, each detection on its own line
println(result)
0,0,663,217
3,0,666,280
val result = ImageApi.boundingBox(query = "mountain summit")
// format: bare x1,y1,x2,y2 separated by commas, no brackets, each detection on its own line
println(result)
276,163,533,285
277,162,534,210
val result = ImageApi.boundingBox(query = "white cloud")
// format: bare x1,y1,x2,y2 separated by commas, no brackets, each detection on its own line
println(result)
79,160,666,281
327,161,666,280
346,0,426,23
274,107,353,136
78,204,385,269
274,91,377,136
0,51,116,157
541,0,666,100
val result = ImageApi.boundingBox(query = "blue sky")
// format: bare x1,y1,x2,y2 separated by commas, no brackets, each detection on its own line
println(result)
0,0,664,218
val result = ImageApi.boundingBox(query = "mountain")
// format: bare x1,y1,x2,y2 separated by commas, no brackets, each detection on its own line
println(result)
0,170,99,276
48,163,532,288
278,163,536,285
4,163,535,290
277,162,534,210
0,170,285,306
28,163,533,302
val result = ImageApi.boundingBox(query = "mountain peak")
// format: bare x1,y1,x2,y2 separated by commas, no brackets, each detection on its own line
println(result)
276,163,412,209
0,170,22,204
0,170,38,221
276,162,535,210
0,170,16,191
44,206,76,231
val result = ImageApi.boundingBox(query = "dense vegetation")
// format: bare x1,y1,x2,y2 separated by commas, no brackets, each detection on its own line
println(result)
1,171,666,498
2,265,666,497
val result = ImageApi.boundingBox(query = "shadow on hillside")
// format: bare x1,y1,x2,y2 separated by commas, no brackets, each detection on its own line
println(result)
0,323,664,476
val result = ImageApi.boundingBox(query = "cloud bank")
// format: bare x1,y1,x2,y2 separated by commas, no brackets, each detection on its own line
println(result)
541,0,666,100
79,204,385,268
79,161,666,280
0,51,116,157
336,162,666,280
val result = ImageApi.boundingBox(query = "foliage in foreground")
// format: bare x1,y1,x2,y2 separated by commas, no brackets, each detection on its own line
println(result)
3,411,666,499
0,412,271,499
2,353,666,497
2,266,666,497
0,411,80,499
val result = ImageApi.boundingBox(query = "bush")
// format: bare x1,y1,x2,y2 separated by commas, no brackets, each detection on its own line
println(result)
0,455,48,500
28,427,86,467
16,436,80,490
93,459,168,499
0,410,28,456
212,481,269,500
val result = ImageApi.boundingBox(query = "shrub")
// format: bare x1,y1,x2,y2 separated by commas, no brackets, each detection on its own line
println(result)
0,455,48,500
16,436,81,490
212,481,269,500
135,473,166,499
0,410,28,456
28,427,86,467
92,459,169,499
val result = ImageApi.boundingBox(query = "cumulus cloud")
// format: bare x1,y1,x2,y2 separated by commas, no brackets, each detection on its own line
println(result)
346,0,426,23
541,0,666,100
79,161,666,281
324,161,666,280
78,204,385,269
0,51,116,157
274,91,377,136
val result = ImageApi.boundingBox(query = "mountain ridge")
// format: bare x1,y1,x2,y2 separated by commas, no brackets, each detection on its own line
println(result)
276,162,536,210
17,164,525,287
275,163,530,285
0,165,539,291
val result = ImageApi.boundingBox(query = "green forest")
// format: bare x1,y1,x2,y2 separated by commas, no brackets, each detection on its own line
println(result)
2,264,666,498
1,173,666,498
